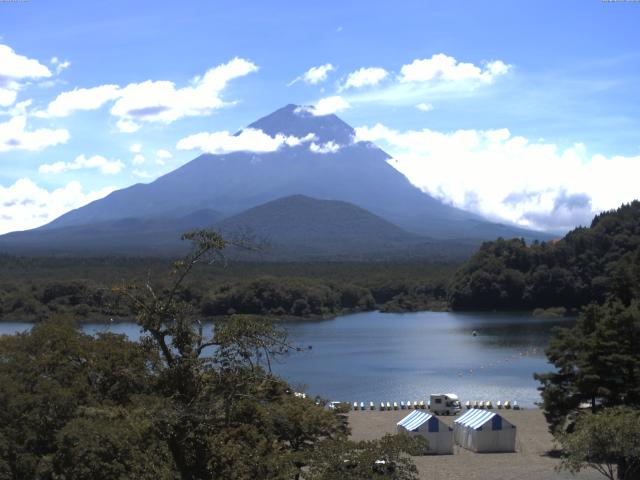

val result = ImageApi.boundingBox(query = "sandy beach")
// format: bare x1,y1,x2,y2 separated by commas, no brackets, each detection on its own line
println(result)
348,408,601,480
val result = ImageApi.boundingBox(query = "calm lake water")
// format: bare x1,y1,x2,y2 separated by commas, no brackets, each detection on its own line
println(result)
0,311,573,407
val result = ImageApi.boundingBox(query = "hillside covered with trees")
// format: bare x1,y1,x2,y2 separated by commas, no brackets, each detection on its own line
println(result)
449,201,640,311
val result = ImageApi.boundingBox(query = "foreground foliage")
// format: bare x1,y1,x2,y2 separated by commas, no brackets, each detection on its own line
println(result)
535,300,640,434
556,407,640,480
0,231,422,479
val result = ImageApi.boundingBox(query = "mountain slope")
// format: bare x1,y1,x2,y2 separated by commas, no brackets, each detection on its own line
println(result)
37,105,548,241
215,195,430,259
0,209,222,255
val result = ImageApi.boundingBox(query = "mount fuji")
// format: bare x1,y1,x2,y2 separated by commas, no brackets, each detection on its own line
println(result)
0,104,550,258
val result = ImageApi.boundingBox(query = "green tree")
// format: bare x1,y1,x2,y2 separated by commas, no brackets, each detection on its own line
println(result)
556,407,640,480
0,317,156,479
307,434,425,480
535,300,640,433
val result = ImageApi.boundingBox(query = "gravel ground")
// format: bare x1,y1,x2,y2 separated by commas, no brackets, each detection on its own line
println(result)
348,408,602,480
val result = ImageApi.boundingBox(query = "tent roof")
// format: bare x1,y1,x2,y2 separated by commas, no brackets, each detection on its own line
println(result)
454,409,500,430
397,410,434,431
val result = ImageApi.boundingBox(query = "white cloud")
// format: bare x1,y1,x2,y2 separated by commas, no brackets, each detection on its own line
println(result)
399,54,511,84
111,57,257,130
156,149,172,159
0,178,116,234
0,115,69,152
305,95,351,116
35,57,258,130
36,84,120,117
341,54,512,107
129,143,142,153
0,44,52,107
310,141,341,154
51,56,71,75
131,154,145,166
288,63,334,86
116,118,140,133
39,154,125,175
355,123,640,232
341,67,388,90
133,169,154,179
416,102,433,112
176,128,315,154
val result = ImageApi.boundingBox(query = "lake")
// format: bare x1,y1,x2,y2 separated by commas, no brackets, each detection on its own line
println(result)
0,311,572,407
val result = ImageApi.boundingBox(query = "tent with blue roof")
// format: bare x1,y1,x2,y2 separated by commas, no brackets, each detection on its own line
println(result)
454,409,516,452
396,410,453,454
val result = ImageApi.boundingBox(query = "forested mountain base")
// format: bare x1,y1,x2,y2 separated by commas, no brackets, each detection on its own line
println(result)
0,256,456,322
449,201,640,311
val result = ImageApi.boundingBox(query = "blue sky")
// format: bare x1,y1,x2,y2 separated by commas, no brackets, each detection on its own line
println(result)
1,0,639,233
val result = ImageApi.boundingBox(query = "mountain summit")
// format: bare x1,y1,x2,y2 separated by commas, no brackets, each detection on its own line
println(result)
0,105,550,256
247,104,355,144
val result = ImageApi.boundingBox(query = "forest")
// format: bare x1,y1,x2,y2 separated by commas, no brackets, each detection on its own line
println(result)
448,201,640,311
0,256,454,323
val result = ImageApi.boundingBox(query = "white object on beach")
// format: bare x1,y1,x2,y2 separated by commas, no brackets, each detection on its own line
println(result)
504,400,511,409
393,402,398,410
497,400,502,409
513,401,520,410
454,409,516,453
397,410,454,455
386,401,391,410
370,401,375,410
353,402,358,411
400,401,405,409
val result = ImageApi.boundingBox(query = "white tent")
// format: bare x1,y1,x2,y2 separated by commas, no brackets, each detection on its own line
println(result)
396,410,454,455
454,409,516,453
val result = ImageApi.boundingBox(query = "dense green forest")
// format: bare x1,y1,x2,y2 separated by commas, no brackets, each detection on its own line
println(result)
449,201,640,311
0,256,454,322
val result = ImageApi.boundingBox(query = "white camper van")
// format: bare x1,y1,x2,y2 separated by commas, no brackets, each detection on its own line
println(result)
429,393,461,415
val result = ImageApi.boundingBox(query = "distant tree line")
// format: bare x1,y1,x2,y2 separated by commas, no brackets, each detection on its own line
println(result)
0,259,454,323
